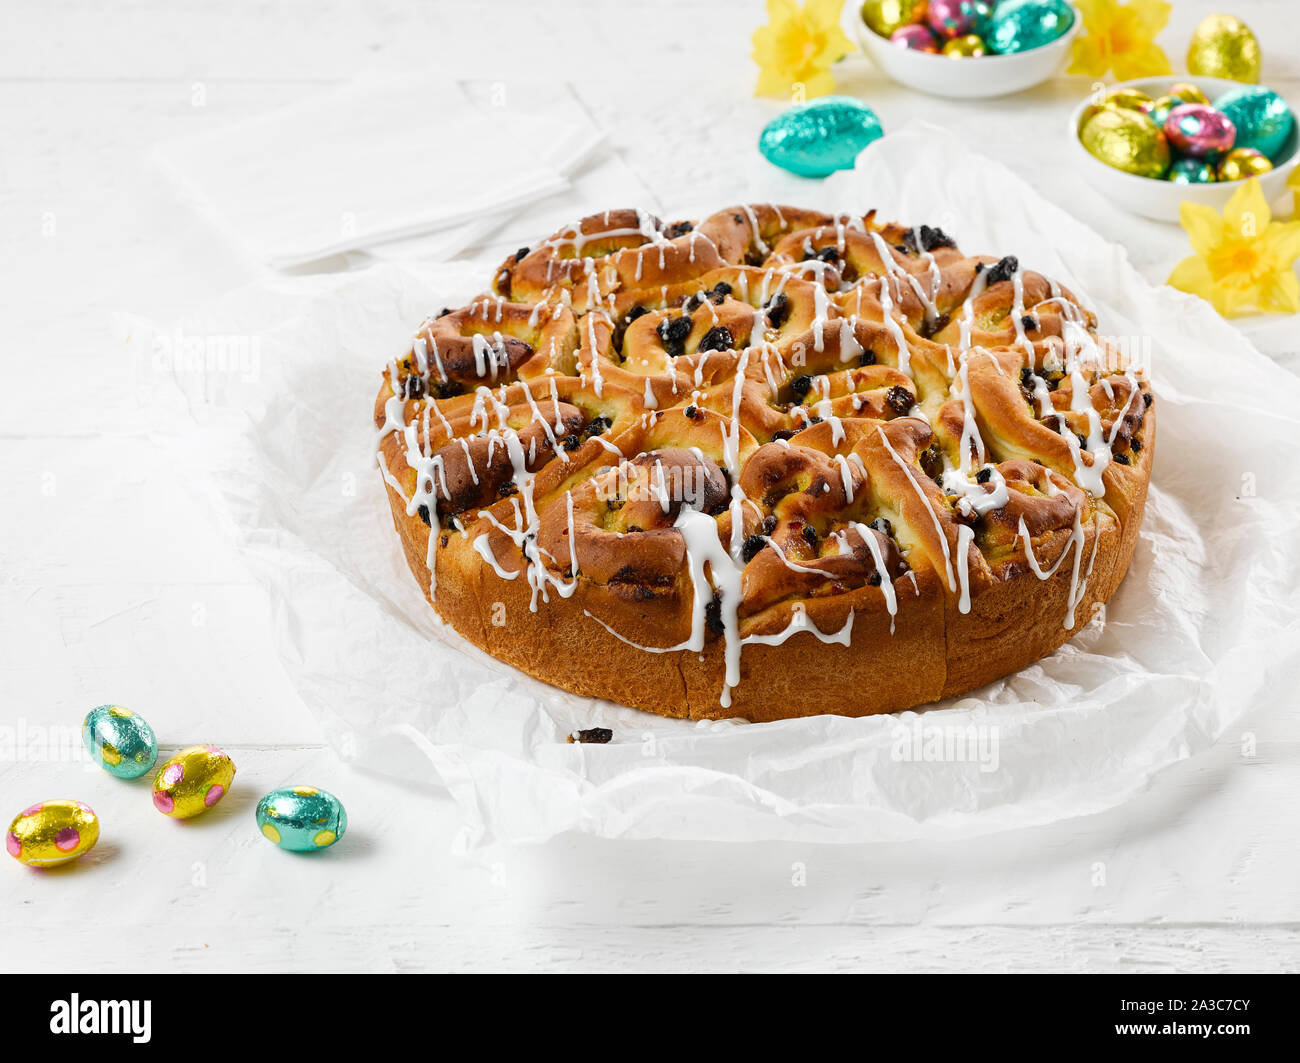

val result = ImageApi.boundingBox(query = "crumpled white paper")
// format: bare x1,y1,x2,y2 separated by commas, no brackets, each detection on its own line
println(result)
148,123,1300,847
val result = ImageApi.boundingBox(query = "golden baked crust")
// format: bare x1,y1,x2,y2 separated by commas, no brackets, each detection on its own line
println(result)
374,206,1155,722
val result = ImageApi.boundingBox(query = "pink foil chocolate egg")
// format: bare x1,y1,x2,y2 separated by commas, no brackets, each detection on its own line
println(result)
1163,103,1236,158
890,23,940,52
927,0,992,39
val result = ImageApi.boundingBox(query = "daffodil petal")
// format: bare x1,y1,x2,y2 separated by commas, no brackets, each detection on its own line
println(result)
1224,178,1272,237
1256,268,1300,314
1129,0,1172,35
1113,44,1172,80
802,70,838,99
1167,254,1215,300
1260,220,1300,271
1073,0,1108,30
1068,38,1109,76
1178,202,1226,258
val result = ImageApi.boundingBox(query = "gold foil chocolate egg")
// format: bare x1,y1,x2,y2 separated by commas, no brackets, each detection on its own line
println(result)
7,800,100,868
1217,146,1273,182
1187,15,1261,84
942,33,988,57
152,745,236,819
1081,108,1170,179
861,0,927,37
1167,82,1210,106
1106,87,1153,112
1078,88,1153,133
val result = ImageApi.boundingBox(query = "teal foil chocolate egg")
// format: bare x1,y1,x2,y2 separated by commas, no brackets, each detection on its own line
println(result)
81,704,157,779
989,0,1075,55
256,786,347,852
759,96,884,178
1168,157,1217,184
1214,86,1295,162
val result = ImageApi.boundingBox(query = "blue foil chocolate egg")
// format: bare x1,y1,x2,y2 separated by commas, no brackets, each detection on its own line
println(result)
81,704,158,779
989,0,1075,55
1168,157,1218,184
1214,86,1295,162
759,96,884,178
256,786,347,852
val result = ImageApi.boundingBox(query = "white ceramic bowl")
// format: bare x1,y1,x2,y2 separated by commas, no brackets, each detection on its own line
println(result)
1068,75,1300,223
854,5,1079,99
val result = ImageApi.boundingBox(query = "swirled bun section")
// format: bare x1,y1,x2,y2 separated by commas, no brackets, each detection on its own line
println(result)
374,205,1154,722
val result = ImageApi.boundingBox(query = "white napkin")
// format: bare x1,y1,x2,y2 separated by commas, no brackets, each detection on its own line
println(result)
135,121,1300,848
153,77,602,268
364,140,661,264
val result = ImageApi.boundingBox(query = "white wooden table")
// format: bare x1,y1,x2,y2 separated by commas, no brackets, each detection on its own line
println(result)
2,0,1298,973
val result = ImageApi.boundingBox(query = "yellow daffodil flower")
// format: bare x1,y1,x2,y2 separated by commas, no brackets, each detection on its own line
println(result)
1068,0,1173,80
1168,179,1300,316
752,0,854,100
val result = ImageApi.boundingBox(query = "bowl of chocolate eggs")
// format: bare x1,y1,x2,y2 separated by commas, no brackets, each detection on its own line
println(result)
855,0,1079,98
1070,76,1299,222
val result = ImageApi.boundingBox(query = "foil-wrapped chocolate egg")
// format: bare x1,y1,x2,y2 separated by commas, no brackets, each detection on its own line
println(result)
1167,82,1210,107
758,96,884,178
1217,146,1273,182
1164,104,1236,158
988,0,1075,55
152,745,235,819
1168,157,1218,184
256,786,347,852
1215,87,1295,162
1143,94,1184,131
927,0,993,40
1079,88,1152,133
890,23,940,52
82,704,157,779
860,0,927,38
1187,14,1260,84
1106,88,1153,112
942,33,987,57
1081,108,1170,179
7,800,100,868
